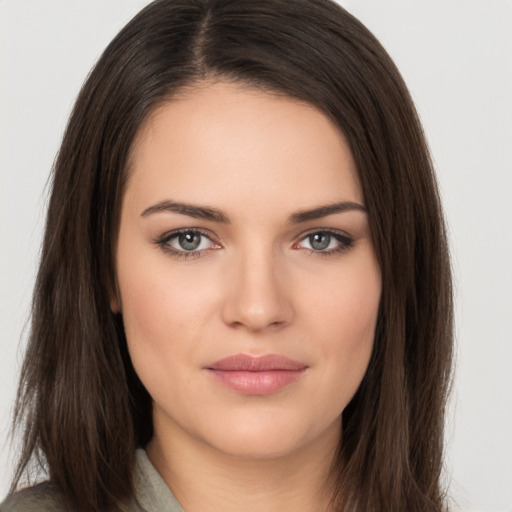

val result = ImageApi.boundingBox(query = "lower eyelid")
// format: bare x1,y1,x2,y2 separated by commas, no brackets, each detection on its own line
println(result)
165,248,203,260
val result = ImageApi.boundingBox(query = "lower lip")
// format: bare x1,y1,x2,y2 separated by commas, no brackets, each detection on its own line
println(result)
206,369,306,395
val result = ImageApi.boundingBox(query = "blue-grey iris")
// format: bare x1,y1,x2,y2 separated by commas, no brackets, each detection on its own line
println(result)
310,233,330,250
179,232,201,251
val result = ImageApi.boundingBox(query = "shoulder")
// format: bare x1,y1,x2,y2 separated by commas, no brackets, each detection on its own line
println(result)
1,451,173,512
0,481,68,512
0,482,144,512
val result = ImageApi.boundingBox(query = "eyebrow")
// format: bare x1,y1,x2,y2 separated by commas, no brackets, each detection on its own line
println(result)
140,200,366,223
141,201,230,223
288,201,367,223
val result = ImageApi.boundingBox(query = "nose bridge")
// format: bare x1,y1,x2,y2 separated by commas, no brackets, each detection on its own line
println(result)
222,238,292,331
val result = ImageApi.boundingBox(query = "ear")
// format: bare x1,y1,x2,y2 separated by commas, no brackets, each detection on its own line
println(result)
109,281,122,313
110,294,121,313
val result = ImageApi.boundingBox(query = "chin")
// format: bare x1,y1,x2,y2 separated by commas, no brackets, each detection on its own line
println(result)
195,409,340,461
208,435,306,460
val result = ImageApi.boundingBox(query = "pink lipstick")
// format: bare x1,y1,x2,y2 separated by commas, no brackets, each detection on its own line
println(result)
205,354,307,395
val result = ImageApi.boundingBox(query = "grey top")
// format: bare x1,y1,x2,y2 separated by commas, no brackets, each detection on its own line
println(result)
0,450,185,512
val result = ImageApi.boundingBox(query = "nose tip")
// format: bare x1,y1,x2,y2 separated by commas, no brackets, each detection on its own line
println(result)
221,256,293,332
227,300,288,332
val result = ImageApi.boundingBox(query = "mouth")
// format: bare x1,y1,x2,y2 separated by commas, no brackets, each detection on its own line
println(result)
204,354,308,395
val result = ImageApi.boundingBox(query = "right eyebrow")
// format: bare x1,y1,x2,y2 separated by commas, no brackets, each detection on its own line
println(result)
140,200,230,223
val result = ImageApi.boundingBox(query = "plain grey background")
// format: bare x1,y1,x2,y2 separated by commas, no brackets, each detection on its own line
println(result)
1,1,511,511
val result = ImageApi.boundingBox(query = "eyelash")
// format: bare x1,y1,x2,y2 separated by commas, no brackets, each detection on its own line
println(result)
153,228,219,260
153,228,354,260
294,229,354,256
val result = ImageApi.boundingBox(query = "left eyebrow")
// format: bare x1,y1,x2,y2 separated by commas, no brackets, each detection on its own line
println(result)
288,201,367,224
140,200,230,223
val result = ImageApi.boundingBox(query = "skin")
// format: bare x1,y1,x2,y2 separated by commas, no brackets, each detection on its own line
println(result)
114,81,382,511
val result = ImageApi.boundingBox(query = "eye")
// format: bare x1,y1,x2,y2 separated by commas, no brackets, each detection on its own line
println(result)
172,231,210,251
296,230,353,254
155,229,220,257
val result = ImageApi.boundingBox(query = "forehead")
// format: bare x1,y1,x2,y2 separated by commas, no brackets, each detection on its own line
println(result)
126,81,363,216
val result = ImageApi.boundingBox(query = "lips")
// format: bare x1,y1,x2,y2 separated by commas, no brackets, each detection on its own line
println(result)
205,354,308,395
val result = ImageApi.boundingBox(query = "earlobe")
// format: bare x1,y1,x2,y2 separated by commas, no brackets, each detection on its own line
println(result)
109,281,122,313
110,295,121,313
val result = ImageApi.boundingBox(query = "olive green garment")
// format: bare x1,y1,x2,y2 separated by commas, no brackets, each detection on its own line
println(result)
0,449,185,512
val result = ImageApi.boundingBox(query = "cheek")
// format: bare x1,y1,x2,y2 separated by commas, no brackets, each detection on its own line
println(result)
117,235,202,337
118,263,173,346
302,252,381,398
305,250,380,339
115,239,190,374
118,273,201,411
115,240,225,398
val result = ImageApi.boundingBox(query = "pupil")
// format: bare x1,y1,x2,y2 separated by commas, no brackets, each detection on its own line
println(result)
179,232,201,251
310,233,330,250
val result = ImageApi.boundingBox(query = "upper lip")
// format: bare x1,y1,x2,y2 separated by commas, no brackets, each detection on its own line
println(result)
206,354,307,371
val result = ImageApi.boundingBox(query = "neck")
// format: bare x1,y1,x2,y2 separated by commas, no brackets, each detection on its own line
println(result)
146,418,341,512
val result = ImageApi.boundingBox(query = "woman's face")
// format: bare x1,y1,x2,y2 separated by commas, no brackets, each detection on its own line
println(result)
115,82,381,459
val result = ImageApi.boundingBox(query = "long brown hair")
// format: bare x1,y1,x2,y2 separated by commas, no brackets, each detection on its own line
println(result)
11,0,453,510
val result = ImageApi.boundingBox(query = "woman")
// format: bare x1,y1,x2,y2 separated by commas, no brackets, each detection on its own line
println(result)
1,0,453,511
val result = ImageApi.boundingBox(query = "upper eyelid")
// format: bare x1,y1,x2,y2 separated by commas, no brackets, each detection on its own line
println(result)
296,227,352,240
159,227,217,242
157,226,351,236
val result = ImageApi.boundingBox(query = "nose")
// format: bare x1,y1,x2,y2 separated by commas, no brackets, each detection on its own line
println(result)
221,247,294,332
